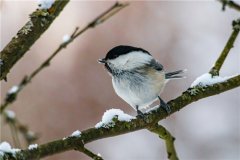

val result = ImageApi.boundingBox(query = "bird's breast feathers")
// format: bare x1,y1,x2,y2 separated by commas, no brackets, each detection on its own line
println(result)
112,70,166,109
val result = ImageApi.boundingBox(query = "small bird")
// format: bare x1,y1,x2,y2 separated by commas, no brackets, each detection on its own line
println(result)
98,45,185,116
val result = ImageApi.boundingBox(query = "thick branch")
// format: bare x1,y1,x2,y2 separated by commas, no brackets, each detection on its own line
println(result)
209,18,240,76
5,75,240,160
0,2,129,113
219,0,240,11
148,124,178,160
0,0,69,81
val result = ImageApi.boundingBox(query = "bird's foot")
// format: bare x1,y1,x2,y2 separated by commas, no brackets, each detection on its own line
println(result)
136,106,144,118
136,109,145,118
158,96,171,114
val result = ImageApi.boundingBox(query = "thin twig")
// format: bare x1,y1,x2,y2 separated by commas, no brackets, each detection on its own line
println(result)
0,2,129,113
15,119,38,145
219,0,240,11
209,18,240,76
148,124,178,160
3,111,38,145
81,147,103,160
9,122,21,148
4,111,21,147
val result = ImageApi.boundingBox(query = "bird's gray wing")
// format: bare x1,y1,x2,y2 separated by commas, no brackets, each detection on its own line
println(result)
148,59,163,71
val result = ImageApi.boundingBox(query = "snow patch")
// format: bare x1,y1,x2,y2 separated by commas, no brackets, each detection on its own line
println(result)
0,142,20,156
191,73,234,87
8,86,19,94
95,109,135,128
71,130,81,137
62,34,71,43
38,0,54,9
28,144,38,150
5,110,16,119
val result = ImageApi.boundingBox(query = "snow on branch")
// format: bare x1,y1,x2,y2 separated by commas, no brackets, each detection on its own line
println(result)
0,142,20,157
191,73,236,87
38,0,55,9
95,109,135,128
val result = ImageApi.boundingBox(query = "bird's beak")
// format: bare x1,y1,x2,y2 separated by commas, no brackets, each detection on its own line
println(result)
98,58,106,64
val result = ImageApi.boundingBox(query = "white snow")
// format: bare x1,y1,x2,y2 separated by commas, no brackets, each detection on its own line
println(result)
8,85,19,94
5,110,16,119
62,34,71,43
28,144,38,150
191,73,234,87
95,109,135,128
71,130,81,137
146,105,160,113
97,153,102,157
63,130,81,140
38,0,54,9
0,142,20,156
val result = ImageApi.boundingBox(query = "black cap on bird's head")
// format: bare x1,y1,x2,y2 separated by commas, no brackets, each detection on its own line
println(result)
98,45,151,64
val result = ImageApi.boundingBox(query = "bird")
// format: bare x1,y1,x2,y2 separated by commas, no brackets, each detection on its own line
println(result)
98,45,185,116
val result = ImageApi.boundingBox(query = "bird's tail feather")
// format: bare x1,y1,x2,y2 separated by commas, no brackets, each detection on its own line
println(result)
165,69,186,79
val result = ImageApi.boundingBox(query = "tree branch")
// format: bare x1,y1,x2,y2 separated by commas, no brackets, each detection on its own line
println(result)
0,0,70,81
219,0,240,11
209,18,240,76
0,1,129,113
148,124,178,160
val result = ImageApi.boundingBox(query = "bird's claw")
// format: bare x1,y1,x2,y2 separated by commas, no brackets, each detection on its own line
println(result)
158,96,171,114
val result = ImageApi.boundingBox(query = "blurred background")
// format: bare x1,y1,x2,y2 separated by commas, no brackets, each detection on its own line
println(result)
1,1,240,160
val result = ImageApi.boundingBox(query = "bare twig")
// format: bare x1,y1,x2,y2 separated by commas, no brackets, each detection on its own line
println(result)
3,111,38,145
148,124,178,160
81,147,103,160
0,0,70,81
9,122,21,148
15,119,39,145
219,0,240,11
209,18,240,76
0,2,129,113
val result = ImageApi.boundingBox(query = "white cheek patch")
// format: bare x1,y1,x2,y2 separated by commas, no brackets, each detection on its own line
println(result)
108,51,152,70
